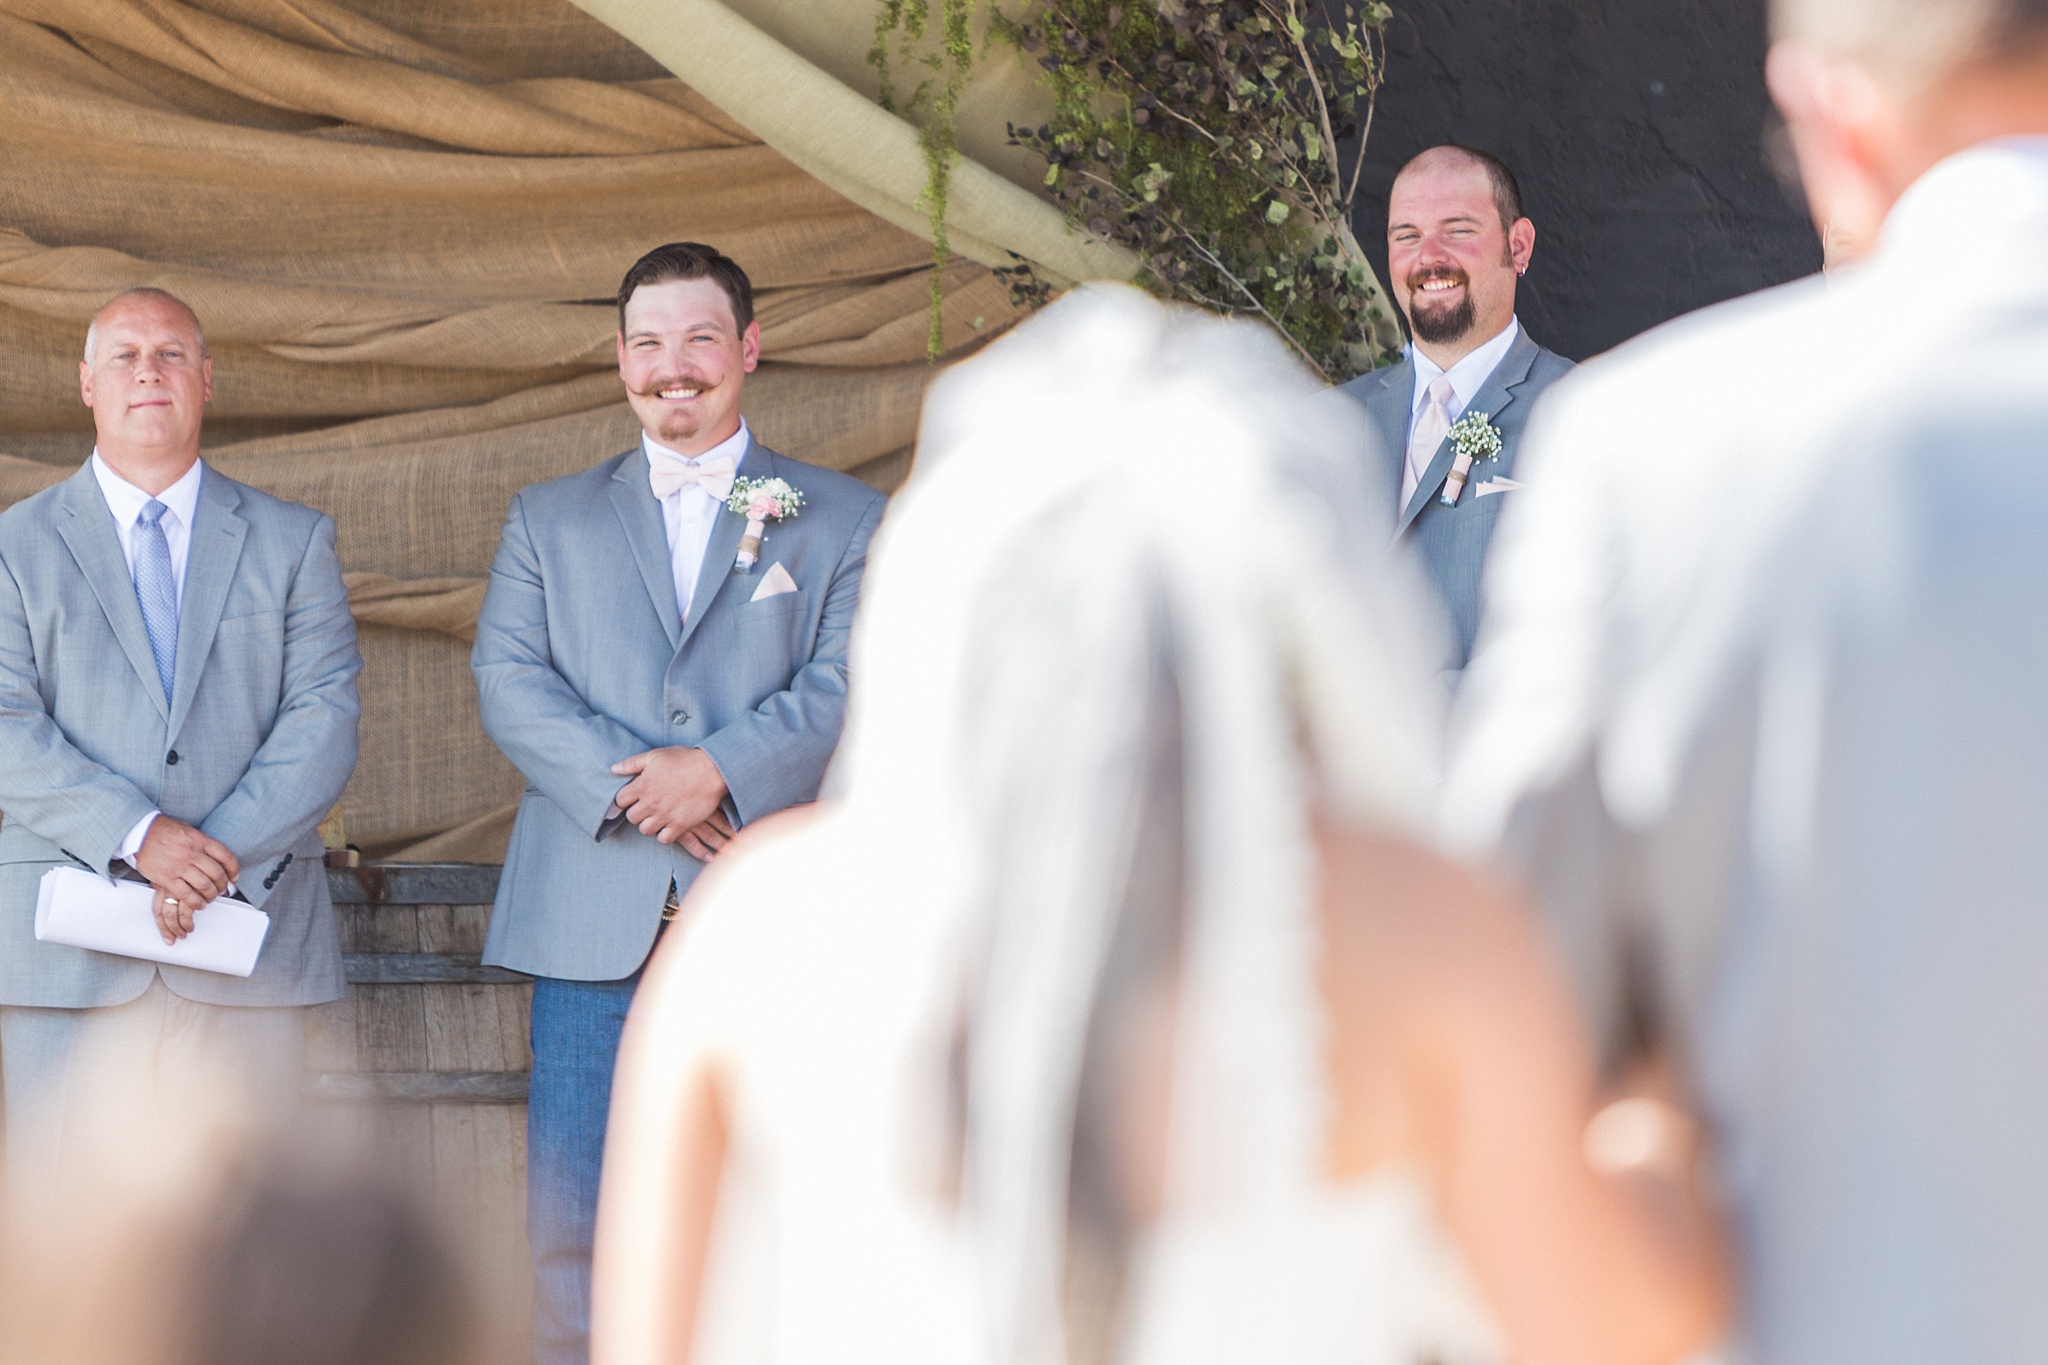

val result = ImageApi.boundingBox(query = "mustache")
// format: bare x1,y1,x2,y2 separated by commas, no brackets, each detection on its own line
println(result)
1405,264,1471,296
629,374,718,397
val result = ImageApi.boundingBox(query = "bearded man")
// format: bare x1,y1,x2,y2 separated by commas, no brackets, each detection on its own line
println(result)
1340,145,1572,670
471,242,885,1365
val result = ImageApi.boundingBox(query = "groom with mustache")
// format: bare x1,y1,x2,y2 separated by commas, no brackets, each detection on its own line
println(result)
1342,145,1572,670
472,241,886,1365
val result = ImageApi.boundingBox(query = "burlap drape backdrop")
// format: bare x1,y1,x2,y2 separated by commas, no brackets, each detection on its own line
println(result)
0,0,1128,860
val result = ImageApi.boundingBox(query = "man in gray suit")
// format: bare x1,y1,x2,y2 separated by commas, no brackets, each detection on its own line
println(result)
1447,0,2048,1358
1341,145,1572,669
473,242,886,1365
0,288,360,1154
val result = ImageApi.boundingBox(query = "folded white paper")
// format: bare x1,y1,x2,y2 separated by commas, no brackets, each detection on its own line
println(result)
750,561,799,601
35,867,269,977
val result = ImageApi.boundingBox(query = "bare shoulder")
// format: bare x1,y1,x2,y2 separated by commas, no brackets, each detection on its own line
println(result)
635,805,832,1022
1316,824,1523,929
1315,822,1556,1010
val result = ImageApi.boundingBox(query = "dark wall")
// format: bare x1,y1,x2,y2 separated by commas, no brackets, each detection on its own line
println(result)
1346,0,1823,361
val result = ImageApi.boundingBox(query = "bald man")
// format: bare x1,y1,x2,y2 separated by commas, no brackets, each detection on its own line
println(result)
1340,145,1572,670
1447,0,2048,1358
0,288,360,1157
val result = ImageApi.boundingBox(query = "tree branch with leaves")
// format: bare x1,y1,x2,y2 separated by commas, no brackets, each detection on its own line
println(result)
874,0,1406,379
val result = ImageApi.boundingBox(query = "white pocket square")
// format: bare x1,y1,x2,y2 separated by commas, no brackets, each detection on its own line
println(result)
1474,477,1525,498
749,562,798,601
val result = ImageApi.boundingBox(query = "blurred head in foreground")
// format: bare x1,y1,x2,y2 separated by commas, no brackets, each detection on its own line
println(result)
1766,0,2048,262
0,1033,476,1365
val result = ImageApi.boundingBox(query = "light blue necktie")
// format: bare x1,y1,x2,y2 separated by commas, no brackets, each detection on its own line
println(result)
132,499,178,704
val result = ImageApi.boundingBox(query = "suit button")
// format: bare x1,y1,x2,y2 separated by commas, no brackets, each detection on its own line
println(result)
165,750,179,766
670,711,689,725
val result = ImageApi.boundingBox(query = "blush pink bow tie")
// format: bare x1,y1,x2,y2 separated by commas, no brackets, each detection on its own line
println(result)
649,451,737,502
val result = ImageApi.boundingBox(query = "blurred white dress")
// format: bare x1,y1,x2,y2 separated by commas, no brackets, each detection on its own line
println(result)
658,287,1501,1365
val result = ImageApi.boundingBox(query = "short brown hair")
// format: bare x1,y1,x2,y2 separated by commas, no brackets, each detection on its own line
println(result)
1395,145,1525,231
616,242,755,336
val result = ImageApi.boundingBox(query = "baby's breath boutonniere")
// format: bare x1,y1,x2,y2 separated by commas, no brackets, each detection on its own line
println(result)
726,477,804,572
1439,412,1504,506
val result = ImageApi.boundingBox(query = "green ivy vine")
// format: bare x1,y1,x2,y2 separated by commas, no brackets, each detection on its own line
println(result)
871,0,1405,380
869,0,977,361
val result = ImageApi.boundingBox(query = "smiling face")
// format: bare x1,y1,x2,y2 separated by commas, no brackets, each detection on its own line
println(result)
618,276,761,457
1387,153,1535,366
79,293,211,490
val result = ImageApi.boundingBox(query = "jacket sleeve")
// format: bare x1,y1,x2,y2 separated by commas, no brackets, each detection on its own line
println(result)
472,492,651,838
199,514,363,907
699,491,885,825
0,548,158,874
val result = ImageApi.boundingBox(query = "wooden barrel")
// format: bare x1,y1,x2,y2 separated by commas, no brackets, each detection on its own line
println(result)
304,862,530,1331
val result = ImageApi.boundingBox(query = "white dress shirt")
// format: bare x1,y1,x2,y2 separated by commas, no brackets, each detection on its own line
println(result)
647,420,750,625
92,451,202,608
1403,315,1522,507
91,451,206,867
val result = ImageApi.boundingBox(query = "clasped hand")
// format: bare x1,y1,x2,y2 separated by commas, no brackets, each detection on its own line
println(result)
134,815,241,945
611,746,734,861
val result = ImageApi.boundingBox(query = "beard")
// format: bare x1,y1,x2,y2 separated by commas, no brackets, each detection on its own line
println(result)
631,373,718,444
1405,266,1476,345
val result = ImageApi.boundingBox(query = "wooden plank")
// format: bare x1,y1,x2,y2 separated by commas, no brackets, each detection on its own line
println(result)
454,903,491,954
429,1100,482,1221
341,902,424,954
308,1070,530,1103
351,982,431,1071
425,979,480,1072
344,952,527,985
497,980,533,1070
303,996,358,1072
328,864,501,906
452,1102,534,1352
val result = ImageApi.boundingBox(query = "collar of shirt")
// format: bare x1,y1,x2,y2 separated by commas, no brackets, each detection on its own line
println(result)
92,449,204,533
644,419,751,507
1411,315,1521,421
1880,136,2048,280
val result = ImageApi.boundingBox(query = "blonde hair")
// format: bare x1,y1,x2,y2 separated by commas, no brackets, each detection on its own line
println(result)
1772,0,2048,87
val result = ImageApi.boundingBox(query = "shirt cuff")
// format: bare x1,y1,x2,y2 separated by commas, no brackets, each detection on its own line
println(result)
118,810,160,867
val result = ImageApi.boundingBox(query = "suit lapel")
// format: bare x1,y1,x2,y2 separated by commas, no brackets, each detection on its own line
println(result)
53,464,170,723
168,467,247,737
677,441,770,651
1361,359,1415,516
609,448,683,652
1397,329,1541,535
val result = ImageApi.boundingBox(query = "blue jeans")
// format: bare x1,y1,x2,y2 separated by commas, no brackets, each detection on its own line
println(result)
527,967,647,1365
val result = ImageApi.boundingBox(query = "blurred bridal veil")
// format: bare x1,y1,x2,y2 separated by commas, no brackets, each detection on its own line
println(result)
594,284,1508,1365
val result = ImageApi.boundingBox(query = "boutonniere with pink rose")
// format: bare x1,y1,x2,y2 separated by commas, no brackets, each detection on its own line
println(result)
1438,411,1504,506
726,477,804,572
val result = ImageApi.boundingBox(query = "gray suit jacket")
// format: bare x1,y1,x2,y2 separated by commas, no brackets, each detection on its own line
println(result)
472,440,886,982
1339,328,1572,667
0,462,361,1009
